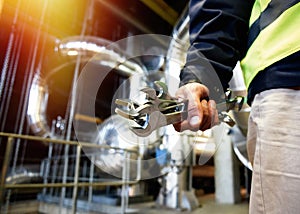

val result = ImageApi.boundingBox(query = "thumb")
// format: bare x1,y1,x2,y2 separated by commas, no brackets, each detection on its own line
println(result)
187,98,202,130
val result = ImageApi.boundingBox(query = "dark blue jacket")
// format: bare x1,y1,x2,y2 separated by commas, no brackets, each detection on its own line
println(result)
180,0,300,104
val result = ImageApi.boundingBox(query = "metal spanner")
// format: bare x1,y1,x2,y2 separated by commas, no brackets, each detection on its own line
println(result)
115,81,244,137
115,81,188,137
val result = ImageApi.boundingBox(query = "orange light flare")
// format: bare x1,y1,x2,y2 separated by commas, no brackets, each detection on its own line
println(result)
1,0,86,40
0,0,88,119
1,0,88,76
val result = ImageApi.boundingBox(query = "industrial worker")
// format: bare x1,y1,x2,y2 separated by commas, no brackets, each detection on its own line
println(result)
174,0,300,213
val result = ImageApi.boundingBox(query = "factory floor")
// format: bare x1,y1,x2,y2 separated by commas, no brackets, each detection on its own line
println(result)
130,193,249,214
196,194,249,214
3,192,249,214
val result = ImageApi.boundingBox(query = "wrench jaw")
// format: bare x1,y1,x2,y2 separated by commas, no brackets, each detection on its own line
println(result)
140,87,157,100
154,81,172,100
218,92,245,127
218,112,236,127
130,109,188,137
131,111,166,137
114,81,188,137
130,125,153,137
225,96,244,112
115,102,188,137
114,104,149,129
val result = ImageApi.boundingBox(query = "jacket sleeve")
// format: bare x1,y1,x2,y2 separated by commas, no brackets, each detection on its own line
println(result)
180,0,254,92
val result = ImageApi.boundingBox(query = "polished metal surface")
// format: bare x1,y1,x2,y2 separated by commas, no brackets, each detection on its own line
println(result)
231,108,252,170
26,36,146,139
89,114,161,180
115,81,188,137
27,75,50,138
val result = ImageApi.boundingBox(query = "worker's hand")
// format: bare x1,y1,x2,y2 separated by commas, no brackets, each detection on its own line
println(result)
173,82,219,132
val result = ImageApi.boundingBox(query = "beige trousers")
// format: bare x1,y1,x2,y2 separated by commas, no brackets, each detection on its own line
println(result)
247,89,300,214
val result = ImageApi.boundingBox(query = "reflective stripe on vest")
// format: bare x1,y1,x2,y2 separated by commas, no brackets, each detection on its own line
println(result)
241,1,300,88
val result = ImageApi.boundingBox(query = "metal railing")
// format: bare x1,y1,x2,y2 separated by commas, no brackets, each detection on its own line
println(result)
0,132,140,214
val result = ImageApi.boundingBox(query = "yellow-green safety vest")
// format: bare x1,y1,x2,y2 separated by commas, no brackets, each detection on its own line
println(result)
241,0,300,88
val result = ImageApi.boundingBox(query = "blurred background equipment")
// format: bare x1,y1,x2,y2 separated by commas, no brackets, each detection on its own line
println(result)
0,0,250,213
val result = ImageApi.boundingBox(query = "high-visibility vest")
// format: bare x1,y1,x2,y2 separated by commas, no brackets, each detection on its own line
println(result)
240,0,300,88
